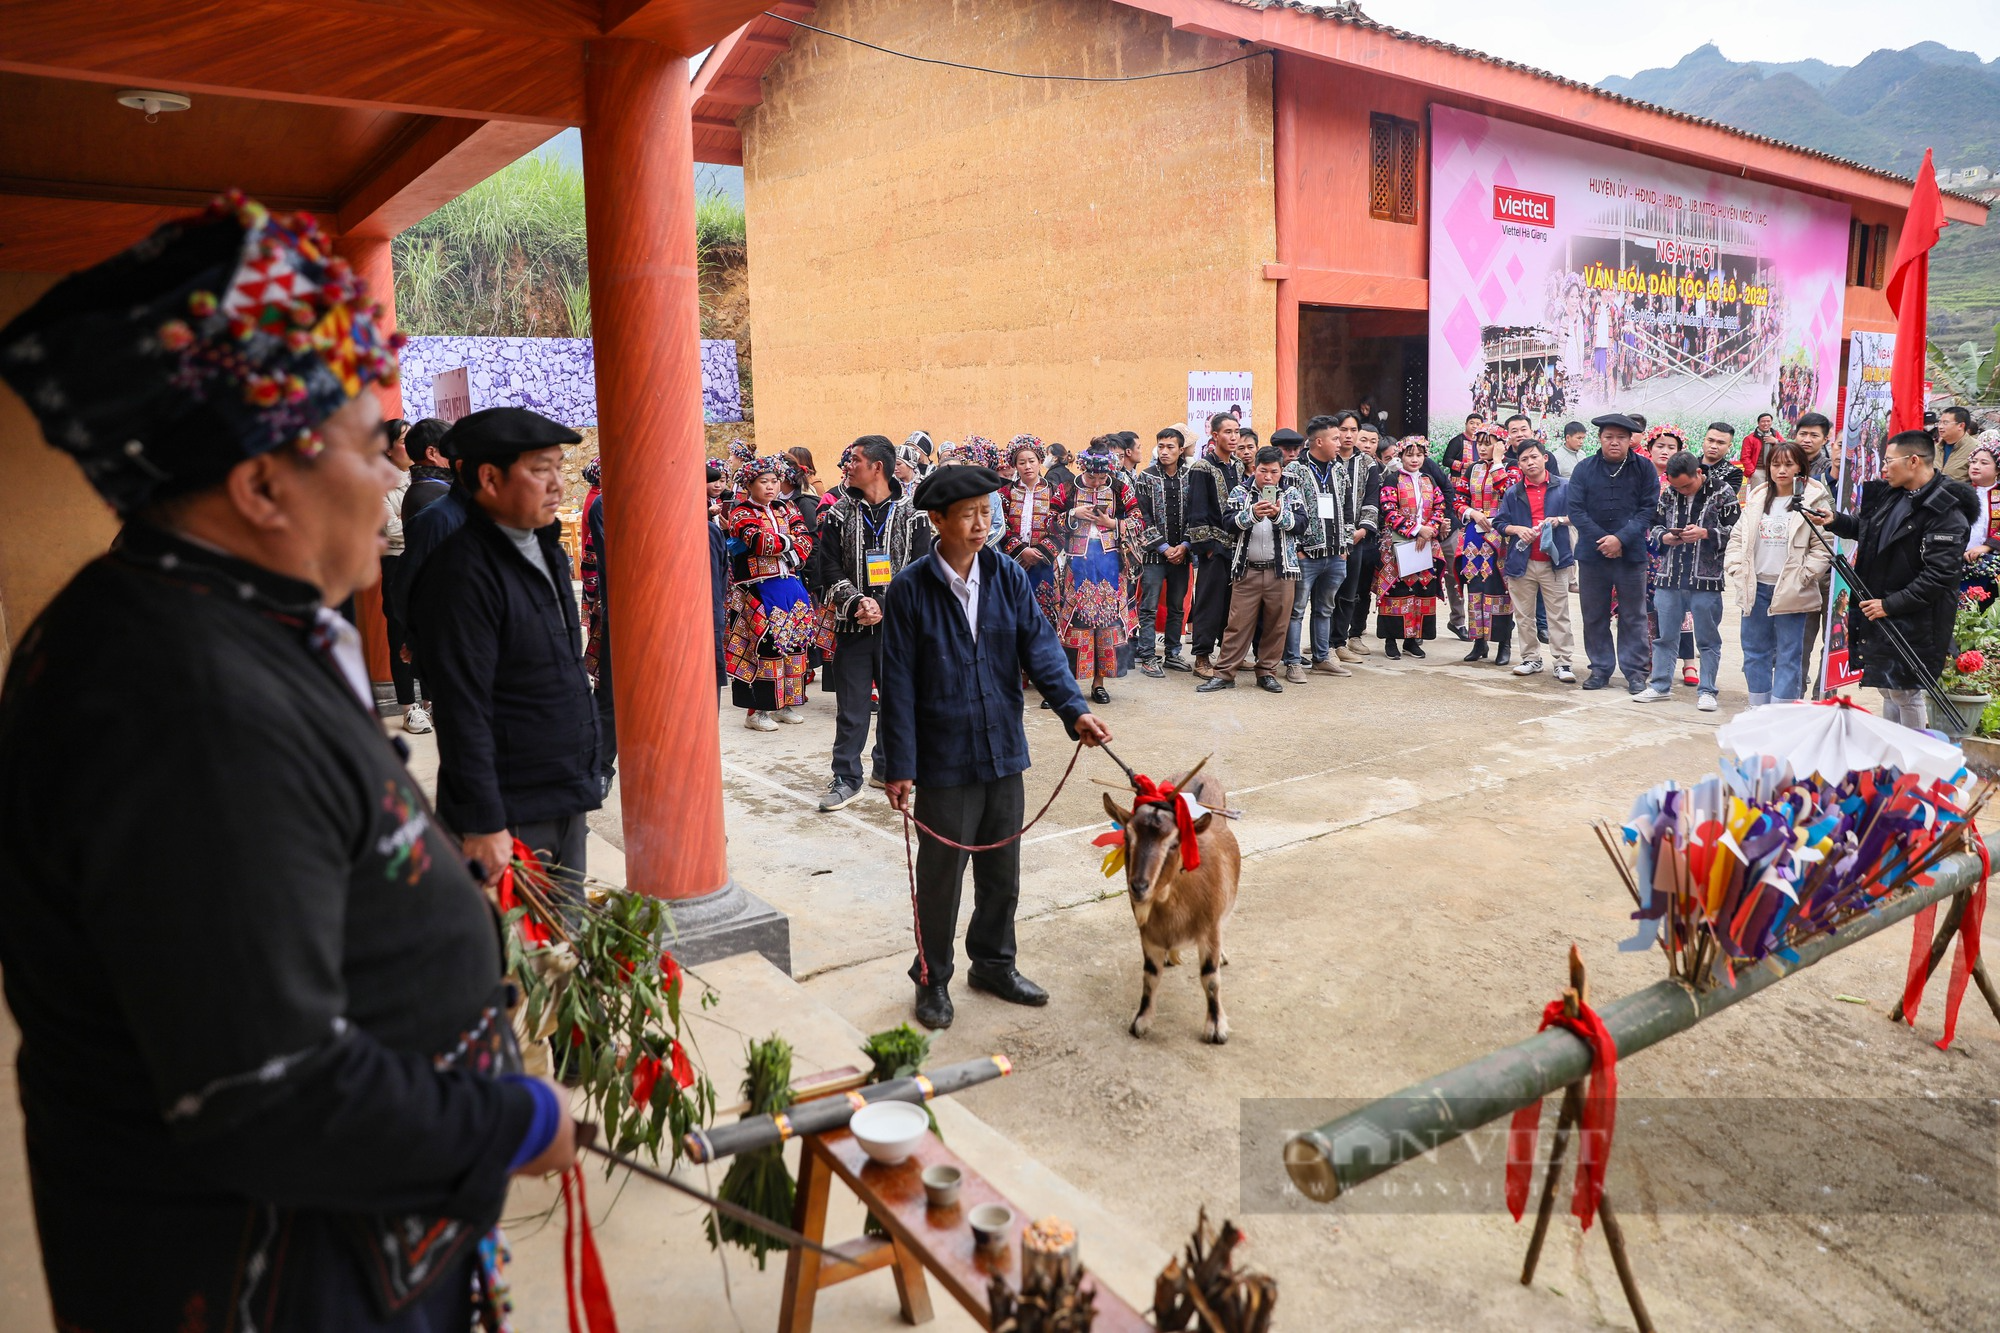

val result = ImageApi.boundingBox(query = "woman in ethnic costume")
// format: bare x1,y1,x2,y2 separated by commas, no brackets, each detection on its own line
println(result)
1002,437,1068,629
726,455,818,731
1962,443,2000,605
1060,440,1140,701
1455,431,1521,665
1376,435,1453,659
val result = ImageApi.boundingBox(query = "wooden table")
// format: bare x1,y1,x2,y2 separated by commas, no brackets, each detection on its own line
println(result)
777,1127,1153,1332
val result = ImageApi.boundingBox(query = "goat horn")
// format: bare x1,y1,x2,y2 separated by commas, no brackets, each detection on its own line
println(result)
1089,777,1134,790
1175,753,1213,790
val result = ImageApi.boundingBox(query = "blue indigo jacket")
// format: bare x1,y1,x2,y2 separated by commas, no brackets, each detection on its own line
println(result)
880,546,1090,788
1493,475,1576,575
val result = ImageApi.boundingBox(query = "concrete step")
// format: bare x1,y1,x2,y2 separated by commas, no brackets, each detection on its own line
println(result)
503,950,1171,1331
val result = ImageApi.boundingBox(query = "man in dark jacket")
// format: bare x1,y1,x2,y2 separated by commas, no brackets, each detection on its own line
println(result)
1566,412,1662,692
806,434,933,811
0,198,569,1328
399,416,454,522
1633,453,1739,709
881,465,1111,1030
410,407,601,882
391,444,468,633
1495,439,1577,682
1808,430,1978,731
1183,411,1244,675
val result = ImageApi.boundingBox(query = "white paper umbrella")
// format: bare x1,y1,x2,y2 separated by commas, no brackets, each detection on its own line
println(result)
1715,700,1965,786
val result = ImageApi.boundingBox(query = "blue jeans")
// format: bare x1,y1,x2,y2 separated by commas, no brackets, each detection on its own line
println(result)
1739,580,1809,702
1284,554,1346,664
1649,585,1723,695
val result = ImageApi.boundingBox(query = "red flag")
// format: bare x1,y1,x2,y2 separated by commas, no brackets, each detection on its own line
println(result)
1885,150,1946,434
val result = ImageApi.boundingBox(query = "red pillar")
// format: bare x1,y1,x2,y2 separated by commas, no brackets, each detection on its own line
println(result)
336,231,398,691
582,39,728,902
1271,54,1300,431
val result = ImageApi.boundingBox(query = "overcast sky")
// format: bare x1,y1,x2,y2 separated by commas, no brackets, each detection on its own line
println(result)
1357,0,1995,84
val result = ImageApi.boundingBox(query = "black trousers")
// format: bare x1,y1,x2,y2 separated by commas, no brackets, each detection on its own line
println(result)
828,630,885,785
379,555,420,706
593,615,618,786
909,773,1024,988
1334,543,1379,643
515,811,589,889
1190,551,1234,657
1136,560,1191,659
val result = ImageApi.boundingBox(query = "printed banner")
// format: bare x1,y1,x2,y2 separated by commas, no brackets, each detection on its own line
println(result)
1428,106,1851,450
1188,371,1253,440
400,335,745,426
1824,331,1896,691
431,366,471,424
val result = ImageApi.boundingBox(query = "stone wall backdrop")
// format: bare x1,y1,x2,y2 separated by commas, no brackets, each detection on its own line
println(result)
399,335,744,427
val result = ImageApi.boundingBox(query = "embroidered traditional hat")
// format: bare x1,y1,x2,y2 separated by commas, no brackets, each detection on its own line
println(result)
1009,433,1043,455
1644,424,1686,448
904,429,934,457
0,191,403,515
1077,446,1117,476
961,435,1002,470
736,453,795,487
911,465,1003,513
444,406,582,463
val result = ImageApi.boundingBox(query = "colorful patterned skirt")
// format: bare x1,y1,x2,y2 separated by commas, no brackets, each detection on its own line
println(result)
726,573,818,711
1061,541,1133,681
1456,527,1513,640
1025,554,1064,630
1375,534,1441,641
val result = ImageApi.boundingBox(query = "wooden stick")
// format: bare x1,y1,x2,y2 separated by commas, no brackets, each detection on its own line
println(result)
1973,957,2000,1027
1596,1195,1656,1333
1520,1082,1581,1287
1591,821,1644,907
1888,893,1968,1023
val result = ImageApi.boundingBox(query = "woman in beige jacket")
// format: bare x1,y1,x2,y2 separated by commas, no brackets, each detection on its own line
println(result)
1723,441,1831,705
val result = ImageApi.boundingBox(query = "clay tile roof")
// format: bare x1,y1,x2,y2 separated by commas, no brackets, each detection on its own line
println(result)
1216,0,1989,212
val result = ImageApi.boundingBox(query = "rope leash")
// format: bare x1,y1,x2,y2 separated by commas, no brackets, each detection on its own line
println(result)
902,739,1088,984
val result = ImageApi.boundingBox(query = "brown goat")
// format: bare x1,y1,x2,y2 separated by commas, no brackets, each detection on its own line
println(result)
1102,764,1242,1043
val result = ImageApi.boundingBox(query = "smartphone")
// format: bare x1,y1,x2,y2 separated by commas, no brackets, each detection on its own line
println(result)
1259,485,1279,506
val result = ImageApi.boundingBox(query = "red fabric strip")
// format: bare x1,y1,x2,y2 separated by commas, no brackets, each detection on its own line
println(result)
562,1165,621,1332
1503,997,1619,1232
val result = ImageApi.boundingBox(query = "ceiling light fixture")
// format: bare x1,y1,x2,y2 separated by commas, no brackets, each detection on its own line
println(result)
116,89,192,124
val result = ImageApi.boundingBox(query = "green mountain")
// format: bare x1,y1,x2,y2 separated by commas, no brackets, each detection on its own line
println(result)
1600,43,2000,348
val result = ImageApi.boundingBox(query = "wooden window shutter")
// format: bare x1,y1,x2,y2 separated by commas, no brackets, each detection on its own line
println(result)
1369,114,1395,222
1871,224,1889,290
1394,118,1421,224
1847,218,1865,287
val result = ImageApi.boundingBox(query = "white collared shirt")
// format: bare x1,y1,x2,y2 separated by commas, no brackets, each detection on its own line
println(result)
1017,483,1035,538
313,607,375,711
943,555,981,638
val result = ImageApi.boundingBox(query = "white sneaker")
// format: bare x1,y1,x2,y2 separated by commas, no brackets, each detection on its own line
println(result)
1697,694,1719,713
772,706,806,725
1553,664,1576,684
1631,687,1673,703
1512,659,1544,676
744,711,779,732
403,703,433,734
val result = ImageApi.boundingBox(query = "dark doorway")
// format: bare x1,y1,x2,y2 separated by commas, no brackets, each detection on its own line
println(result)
1298,306,1428,438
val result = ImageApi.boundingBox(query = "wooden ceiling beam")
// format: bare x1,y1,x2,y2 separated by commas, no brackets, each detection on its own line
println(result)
600,0,803,54
336,117,557,238
316,0,601,39
0,0,584,124
0,175,327,215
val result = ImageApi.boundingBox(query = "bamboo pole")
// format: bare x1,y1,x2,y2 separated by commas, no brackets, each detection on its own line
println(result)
1283,844,1990,1202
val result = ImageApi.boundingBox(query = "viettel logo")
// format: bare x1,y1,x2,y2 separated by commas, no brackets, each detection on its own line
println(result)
1493,184,1555,226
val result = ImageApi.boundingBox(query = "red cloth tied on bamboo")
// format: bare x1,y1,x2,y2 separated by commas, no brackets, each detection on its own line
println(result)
1901,817,1988,1050
561,1163,620,1332
1131,773,1201,871
1505,998,1619,1231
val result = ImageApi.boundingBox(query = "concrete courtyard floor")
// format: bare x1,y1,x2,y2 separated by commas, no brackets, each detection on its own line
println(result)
670,602,2000,1331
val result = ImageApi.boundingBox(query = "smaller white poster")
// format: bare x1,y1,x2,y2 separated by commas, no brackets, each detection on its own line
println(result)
432,366,472,424
1187,371,1252,441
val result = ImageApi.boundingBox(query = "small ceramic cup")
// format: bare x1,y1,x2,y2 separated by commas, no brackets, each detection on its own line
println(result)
922,1164,963,1209
968,1203,1015,1252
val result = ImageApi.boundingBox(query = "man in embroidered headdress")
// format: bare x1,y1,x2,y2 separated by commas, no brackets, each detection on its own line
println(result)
0,194,571,1327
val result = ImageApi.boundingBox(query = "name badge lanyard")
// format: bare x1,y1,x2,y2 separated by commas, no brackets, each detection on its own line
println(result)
861,503,894,586
1310,458,1339,521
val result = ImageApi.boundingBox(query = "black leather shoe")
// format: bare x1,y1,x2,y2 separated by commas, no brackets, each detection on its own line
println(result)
1463,640,1489,663
1383,638,1402,659
1091,685,1111,704
914,983,954,1030
1163,653,1194,673
1039,698,1053,709
1196,676,1236,693
1494,642,1513,668
1258,674,1283,693
1581,674,1610,691
1450,623,1473,641
1404,639,1426,659
967,968,1049,1007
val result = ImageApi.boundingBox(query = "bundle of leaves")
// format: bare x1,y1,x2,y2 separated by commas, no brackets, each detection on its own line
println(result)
860,1024,937,1237
705,1034,797,1270
498,844,716,1167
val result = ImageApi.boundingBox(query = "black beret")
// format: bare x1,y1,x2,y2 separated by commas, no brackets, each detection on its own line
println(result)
443,406,582,462
1269,428,1306,448
912,465,1004,513
1590,413,1644,434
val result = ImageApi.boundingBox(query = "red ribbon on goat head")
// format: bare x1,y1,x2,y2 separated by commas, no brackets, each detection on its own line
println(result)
1131,772,1202,872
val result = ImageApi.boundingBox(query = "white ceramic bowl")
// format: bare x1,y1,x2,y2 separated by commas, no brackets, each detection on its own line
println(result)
850,1101,929,1165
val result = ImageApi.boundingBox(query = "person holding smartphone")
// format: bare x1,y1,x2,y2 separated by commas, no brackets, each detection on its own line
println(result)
1632,452,1740,710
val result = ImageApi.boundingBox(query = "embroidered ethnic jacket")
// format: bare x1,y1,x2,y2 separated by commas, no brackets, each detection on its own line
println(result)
1182,444,1243,558
725,498,813,583
1379,467,1455,549
1224,479,1310,578
805,480,933,635
1133,462,1191,563
1284,451,1379,558
1061,475,1140,558
1000,478,1068,564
